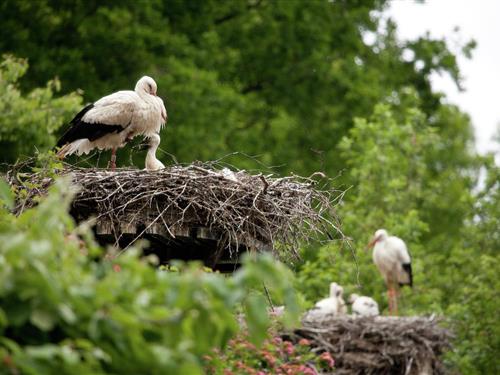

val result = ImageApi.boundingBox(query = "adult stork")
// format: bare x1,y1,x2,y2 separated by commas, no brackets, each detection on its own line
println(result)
349,293,379,317
56,76,166,169
367,229,412,316
144,133,165,171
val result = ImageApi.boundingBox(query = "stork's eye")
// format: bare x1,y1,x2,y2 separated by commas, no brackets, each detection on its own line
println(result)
148,83,152,92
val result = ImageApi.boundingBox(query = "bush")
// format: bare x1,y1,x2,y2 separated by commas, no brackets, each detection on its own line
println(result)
204,331,334,375
0,176,300,374
0,55,82,165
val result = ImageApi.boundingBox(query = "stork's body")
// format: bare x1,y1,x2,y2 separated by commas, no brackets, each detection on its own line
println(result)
56,76,166,169
368,229,412,315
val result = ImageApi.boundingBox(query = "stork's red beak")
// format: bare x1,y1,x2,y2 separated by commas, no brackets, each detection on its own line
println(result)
366,237,377,249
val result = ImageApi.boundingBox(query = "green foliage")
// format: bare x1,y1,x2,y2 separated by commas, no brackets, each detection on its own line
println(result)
296,103,498,373
0,0,496,372
0,0,470,173
297,102,435,310
0,179,300,374
0,56,82,165
443,160,500,373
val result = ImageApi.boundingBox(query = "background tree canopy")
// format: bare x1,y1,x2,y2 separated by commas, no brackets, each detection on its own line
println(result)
0,0,498,373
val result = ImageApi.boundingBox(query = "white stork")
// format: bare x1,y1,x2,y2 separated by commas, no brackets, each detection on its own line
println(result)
145,133,165,171
349,293,379,317
56,76,166,169
367,229,412,316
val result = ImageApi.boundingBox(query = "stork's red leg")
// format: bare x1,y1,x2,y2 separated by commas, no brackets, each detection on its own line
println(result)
394,293,398,316
387,287,398,316
387,288,393,316
108,148,117,170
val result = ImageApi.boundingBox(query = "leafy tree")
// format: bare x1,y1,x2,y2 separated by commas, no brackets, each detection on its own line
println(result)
0,0,472,174
0,56,82,166
444,158,500,373
295,102,498,373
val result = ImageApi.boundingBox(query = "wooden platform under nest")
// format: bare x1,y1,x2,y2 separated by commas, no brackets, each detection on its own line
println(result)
9,162,341,271
288,315,452,375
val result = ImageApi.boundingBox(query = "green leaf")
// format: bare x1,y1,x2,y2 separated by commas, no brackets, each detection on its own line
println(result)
30,309,55,331
244,294,269,346
0,180,14,210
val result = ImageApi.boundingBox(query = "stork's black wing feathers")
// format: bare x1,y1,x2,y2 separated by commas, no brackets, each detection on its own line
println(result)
400,263,413,288
56,104,125,147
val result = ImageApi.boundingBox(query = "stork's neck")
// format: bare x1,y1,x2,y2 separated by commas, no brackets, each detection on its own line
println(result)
146,143,159,164
136,87,155,101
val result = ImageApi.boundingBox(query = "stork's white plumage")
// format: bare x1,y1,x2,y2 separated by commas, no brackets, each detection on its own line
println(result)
311,282,347,316
145,134,165,171
349,293,380,317
368,229,412,315
56,76,166,169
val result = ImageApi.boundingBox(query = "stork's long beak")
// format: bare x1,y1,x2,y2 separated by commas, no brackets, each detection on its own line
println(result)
366,237,377,250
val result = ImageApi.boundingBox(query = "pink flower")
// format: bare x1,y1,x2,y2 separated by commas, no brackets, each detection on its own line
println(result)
303,367,317,375
273,337,283,345
283,341,294,355
298,338,311,346
319,352,335,368
263,352,276,367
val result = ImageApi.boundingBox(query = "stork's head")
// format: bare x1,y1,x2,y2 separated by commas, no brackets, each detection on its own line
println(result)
367,229,388,249
136,76,158,96
329,282,344,298
348,293,360,304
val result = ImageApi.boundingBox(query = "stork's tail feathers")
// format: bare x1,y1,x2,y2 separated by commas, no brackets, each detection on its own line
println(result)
400,263,413,288
56,144,70,158
56,139,91,158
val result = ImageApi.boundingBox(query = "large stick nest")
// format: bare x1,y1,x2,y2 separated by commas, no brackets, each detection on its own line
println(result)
289,316,452,375
8,161,341,257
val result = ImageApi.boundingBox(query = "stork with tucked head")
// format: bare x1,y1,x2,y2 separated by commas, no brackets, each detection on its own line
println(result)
367,229,412,316
56,76,167,169
144,133,165,171
349,293,379,317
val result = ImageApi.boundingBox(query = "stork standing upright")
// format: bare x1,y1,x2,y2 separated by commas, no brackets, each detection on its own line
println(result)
56,76,166,169
367,229,412,316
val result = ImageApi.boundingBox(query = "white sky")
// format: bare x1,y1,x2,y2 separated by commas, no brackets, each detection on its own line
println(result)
387,0,500,156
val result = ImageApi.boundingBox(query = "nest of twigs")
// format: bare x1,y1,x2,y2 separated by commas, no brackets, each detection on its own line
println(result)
291,316,452,375
8,161,341,257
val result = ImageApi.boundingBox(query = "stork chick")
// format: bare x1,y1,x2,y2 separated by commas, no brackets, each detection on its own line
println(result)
349,293,379,317
313,282,347,315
